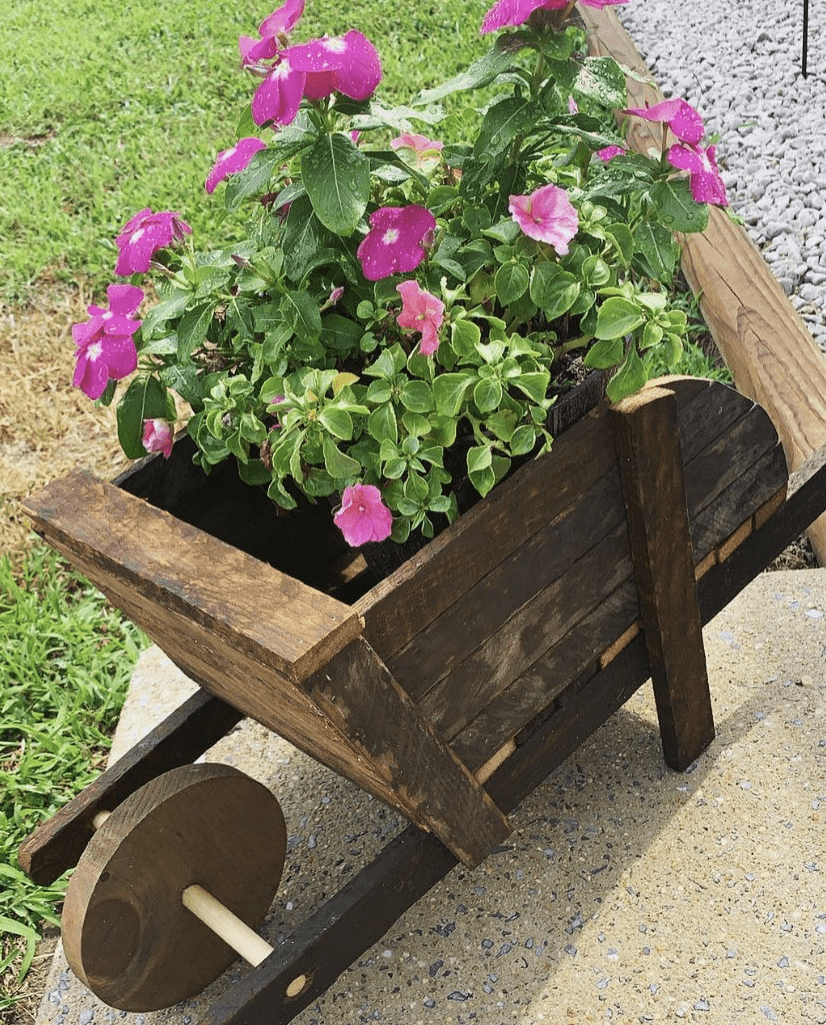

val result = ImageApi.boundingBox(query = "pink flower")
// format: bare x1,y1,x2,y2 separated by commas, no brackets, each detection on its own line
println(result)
142,418,174,459
508,183,578,254
333,483,393,546
623,98,705,146
667,142,729,206
391,133,444,171
251,57,306,126
596,144,626,162
578,0,628,6
285,31,381,102
357,205,436,281
481,0,566,34
72,284,143,400
205,138,267,194
396,280,444,356
115,209,192,276
239,0,304,65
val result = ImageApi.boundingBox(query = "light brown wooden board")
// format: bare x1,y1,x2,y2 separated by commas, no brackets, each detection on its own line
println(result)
582,5,826,564
22,476,508,868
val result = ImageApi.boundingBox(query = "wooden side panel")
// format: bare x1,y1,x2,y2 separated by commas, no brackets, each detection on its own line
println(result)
582,5,826,564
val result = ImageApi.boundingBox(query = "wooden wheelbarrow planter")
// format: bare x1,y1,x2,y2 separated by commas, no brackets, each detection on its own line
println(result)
19,372,826,1023
17,10,826,1023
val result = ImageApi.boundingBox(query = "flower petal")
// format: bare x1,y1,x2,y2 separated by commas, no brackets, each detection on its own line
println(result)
205,137,267,193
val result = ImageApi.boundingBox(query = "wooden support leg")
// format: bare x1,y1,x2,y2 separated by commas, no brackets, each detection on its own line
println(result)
611,386,715,770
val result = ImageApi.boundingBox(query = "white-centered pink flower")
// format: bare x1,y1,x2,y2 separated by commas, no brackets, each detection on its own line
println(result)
480,0,625,34
142,419,174,459
251,57,306,126
72,284,143,400
396,280,444,356
284,30,381,101
115,209,191,276
205,138,267,194
508,183,578,254
623,98,705,146
239,0,305,65
357,205,436,281
667,142,729,206
333,484,393,546
596,144,626,162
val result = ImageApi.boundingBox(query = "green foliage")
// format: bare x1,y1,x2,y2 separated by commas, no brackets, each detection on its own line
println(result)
0,546,148,1002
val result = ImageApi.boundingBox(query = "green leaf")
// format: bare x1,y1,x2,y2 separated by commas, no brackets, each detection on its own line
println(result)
176,301,214,363
573,56,627,110
322,435,361,478
509,423,537,455
633,220,679,281
605,222,634,266
367,403,398,444
607,343,648,402
467,444,492,473
529,264,580,318
641,321,664,349
140,290,192,339
161,364,203,410
495,262,530,305
413,47,515,105
317,406,353,440
302,132,370,236
650,178,710,234
584,336,624,369
400,379,434,413
473,96,536,159
283,194,337,281
433,373,475,416
513,370,550,404
451,318,482,358
224,149,282,211
594,296,645,340
238,459,272,486
116,375,172,459
280,289,322,344
473,377,503,412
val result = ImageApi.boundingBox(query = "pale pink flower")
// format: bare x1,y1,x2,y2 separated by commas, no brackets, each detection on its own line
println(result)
285,31,381,102
596,144,626,162
391,133,444,171
251,57,306,126
623,98,705,146
72,284,143,400
357,205,436,281
334,483,393,546
667,142,729,206
205,138,267,194
142,418,174,459
115,209,191,276
320,285,344,311
396,280,444,356
508,183,578,254
567,95,579,115
239,0,304,65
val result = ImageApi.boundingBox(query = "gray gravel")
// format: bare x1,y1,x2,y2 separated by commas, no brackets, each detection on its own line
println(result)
617,0,826,349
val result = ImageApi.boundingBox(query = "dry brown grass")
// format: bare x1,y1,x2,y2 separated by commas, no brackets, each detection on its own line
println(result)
0,289,130,554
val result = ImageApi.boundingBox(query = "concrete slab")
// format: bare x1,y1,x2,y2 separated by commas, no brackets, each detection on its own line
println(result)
34,569,826,1025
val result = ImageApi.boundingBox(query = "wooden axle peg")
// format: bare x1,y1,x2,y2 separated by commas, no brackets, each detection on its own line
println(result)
61,763,287,1012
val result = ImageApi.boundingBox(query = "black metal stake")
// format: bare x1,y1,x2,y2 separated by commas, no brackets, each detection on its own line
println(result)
803,0,809,78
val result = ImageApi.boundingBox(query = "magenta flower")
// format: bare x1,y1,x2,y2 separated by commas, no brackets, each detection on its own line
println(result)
333,484,393,546
596,144,626,162
285,31,381,101
72,284,143,400
357,205,436,281
205,138,267,194
481,0,565,34
239,0,304,65
142,418,174,459
623,98,705,146
667,143,729,206
396,280,444,356
391,133,444,171
251,57,306,126
508,183,578,254
115,209,192,276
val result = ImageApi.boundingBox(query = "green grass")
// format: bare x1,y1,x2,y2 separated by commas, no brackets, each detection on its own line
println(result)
0,0,488,304
0,545,148,1010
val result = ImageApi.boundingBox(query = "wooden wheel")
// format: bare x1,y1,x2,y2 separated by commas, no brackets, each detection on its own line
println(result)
61,763,286,1011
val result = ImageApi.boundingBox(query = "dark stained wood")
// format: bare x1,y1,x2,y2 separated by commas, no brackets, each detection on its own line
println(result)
611,387,715,770
582,5,826,564
18,691,243,886
62,764,286,1012
302,638,511,868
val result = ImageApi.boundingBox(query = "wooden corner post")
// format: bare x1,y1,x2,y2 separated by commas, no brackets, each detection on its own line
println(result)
610,386,715,770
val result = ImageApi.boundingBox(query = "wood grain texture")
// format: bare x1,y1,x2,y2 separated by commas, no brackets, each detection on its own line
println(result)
611,387,715,770
582,5,826,563
61,764,285,1012
18,691,243,887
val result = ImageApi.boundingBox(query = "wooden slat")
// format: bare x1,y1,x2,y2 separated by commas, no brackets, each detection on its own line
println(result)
18,692,243,886
582,5,826,564
303,639,510,868
611,387,715,770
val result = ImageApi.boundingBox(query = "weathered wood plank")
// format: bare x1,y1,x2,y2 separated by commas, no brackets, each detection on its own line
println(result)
303,639,511,868
611,387,714,770
582,5,826,564
18,691,243,887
